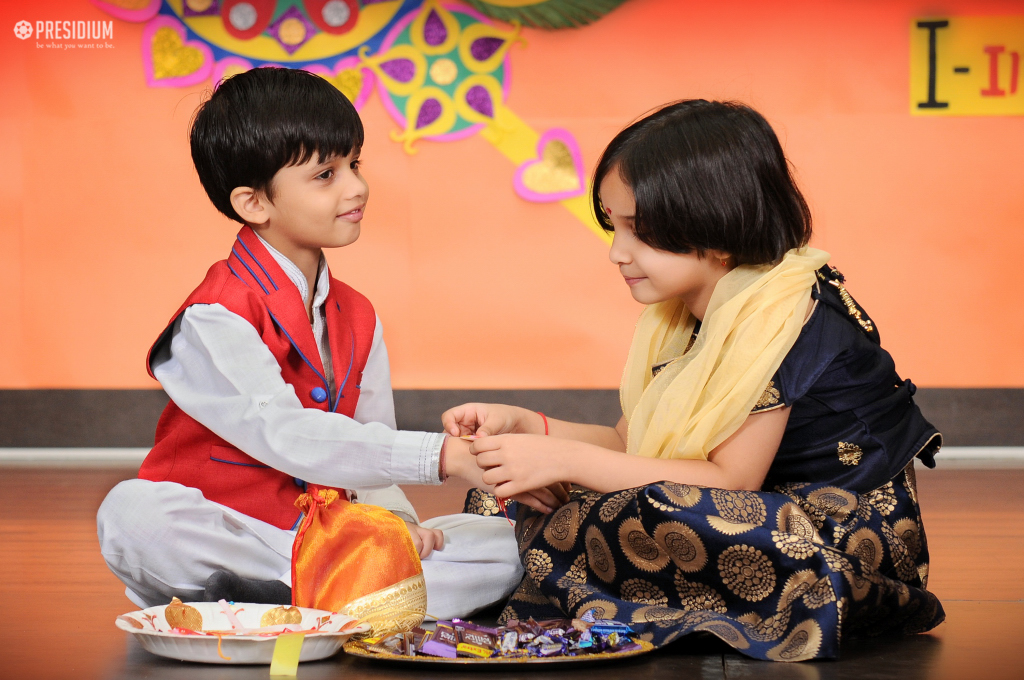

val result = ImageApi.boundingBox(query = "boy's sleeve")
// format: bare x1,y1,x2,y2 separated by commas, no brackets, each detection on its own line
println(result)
351,485,420,525
151,303,445,489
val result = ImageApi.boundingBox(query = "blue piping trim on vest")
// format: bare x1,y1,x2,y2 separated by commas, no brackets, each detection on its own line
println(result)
290,513,304,531
265,309,331,405
226,261,246,286
236,236,279,291
210,456,271,469
332,328,355,413
231,247,270,295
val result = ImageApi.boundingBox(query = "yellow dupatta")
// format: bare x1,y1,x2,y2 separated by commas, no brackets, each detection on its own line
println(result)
621,247,830,460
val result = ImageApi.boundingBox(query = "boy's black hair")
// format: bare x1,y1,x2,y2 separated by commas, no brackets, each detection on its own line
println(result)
593,100,812,266
190,67,363,223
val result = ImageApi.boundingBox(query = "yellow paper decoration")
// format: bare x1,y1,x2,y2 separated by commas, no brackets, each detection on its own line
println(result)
331,68,364,103
481,105,609,243
910,16,1024,116
521,140,581,193
152,27,206,79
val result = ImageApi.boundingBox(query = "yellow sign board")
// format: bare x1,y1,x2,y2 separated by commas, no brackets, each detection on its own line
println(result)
911,17,1024,115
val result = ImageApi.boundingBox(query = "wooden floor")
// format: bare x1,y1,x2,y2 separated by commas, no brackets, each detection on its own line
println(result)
1,465,1022,680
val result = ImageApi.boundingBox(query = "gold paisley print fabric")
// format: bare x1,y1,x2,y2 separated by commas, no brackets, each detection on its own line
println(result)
767,620,823,662
865,482,898,516
776,503,820,542
662,482,702,508
469,462,942,662
598,489,639,522
620,578,669,605
543,501,580,551
778,570,818,609
464,488,502,516
556,553,588,588
524,549,554,581
653,521,708,573
772,530,820,559
675,570,727,613
618,518,670,572
711,489,768,525
806,487,858,522
718,545,777,602
740,610,791,642
585,525,616,583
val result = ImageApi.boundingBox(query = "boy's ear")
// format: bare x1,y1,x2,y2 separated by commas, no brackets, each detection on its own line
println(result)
229,186,270,225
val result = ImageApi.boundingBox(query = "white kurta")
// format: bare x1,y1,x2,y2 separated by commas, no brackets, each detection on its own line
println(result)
97,236,522,619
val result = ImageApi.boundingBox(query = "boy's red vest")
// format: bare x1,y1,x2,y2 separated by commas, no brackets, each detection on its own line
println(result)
138,227,376,529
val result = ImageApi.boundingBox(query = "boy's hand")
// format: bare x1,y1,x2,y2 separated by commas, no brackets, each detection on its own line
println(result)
442,403,544,437
404,521,444,559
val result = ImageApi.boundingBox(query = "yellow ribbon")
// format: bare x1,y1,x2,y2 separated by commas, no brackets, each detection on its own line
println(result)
269,632,305,676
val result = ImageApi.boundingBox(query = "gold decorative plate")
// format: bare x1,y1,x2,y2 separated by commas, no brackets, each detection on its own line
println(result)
343,639,655,664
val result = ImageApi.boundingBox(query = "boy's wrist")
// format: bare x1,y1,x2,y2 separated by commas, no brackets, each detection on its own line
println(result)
442,436,472,481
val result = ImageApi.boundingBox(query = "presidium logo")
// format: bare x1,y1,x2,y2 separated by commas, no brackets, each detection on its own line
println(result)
11,18,113,46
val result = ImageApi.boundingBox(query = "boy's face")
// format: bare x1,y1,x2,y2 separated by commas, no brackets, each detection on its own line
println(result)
259,149,368,253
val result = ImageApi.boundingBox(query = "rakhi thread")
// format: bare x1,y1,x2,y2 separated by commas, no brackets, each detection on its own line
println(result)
496,497,514,527
215,632,231,660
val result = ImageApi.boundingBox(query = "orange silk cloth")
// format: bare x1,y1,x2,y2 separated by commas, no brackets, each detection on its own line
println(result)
291,487,426,633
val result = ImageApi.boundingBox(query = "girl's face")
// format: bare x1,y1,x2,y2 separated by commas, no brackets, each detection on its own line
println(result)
601,169,732,317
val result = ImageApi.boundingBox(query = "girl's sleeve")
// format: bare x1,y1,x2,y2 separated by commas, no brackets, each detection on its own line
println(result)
749,301,844,414
151,303,445,490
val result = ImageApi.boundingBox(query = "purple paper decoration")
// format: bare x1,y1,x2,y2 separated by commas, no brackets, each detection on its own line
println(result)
471,37,504,62
181,0,219,17
268,6,317,55
466,85,493,117
423,10,446,46
380,58,415,82
416,99,442,129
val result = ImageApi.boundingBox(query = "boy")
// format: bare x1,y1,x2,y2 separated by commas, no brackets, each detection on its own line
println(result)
96,68,523,619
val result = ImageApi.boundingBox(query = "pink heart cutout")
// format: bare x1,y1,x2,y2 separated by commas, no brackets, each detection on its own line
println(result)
513,129,586,203
141,16,214,89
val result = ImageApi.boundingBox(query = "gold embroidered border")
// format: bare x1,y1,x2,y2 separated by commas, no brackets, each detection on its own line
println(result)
339,573,427,637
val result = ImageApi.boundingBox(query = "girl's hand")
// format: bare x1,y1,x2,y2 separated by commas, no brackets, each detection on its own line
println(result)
445,434,569,513
441,403,543,437
404,521,444,559
509,483,571,515
470,435,573,500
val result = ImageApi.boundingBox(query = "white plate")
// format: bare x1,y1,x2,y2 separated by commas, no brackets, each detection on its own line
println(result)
115,602,371,665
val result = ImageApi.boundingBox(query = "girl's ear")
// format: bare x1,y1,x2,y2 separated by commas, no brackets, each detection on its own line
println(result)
229,186,269,225
706,249,734,268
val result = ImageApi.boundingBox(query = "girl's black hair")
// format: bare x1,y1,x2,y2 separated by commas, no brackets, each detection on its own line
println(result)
190,67,363,223
593,100,812,265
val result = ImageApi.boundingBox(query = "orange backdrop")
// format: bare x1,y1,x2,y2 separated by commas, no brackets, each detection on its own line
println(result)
1,0,1022,390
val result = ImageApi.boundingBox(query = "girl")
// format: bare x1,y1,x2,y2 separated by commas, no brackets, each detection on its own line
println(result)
445,100,943,661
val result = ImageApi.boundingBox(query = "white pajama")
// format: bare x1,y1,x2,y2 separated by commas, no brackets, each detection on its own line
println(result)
97,479,522,620
97,236,522,618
